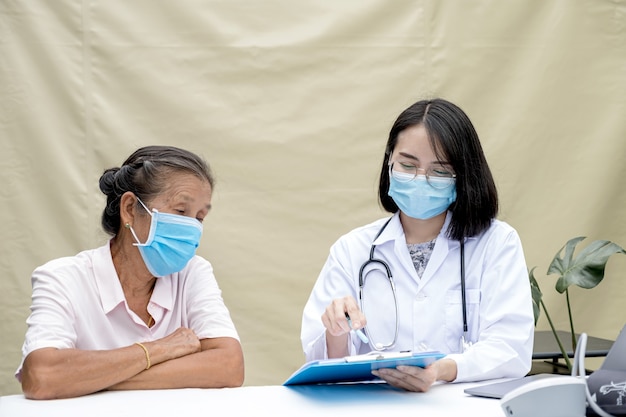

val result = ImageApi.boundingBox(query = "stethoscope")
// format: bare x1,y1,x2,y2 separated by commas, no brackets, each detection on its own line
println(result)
358,216,471,352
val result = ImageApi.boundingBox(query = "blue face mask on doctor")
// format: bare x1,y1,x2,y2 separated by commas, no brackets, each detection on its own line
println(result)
129,198,203,277
388,171,457,220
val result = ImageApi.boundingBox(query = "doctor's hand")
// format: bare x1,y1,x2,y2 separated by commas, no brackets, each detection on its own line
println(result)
321,296,367,358
371,358,457,392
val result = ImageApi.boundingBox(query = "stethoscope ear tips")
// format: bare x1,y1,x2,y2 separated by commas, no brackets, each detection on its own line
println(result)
375,343,384,350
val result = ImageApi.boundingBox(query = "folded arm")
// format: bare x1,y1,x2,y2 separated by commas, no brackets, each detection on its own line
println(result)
21,328,243,400
108,337,244,391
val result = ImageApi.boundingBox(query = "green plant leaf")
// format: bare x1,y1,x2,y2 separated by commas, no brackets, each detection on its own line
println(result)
528,267,543,326
547,237,626,293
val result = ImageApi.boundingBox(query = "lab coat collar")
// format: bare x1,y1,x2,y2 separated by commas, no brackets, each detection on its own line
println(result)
372,211,460,248
371,212,403,246
439,212,460,249
422,212,472,283
371,211,462,284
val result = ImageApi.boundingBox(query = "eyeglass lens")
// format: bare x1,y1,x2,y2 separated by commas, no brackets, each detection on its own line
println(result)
389,161,455,189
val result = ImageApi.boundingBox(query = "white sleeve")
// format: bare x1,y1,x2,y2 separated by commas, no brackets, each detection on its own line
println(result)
184,256,240,341
301,239,361,362
451,227,534,382
15,261,79,382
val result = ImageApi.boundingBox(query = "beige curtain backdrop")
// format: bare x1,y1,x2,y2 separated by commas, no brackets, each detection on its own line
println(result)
1,0,625,395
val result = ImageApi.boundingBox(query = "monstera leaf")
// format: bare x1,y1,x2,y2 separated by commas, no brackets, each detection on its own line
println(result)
530,266,572,367
547,237,626,293
529,236,624,371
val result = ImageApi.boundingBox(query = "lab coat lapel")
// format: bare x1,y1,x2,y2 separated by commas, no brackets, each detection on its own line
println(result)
373,213,425,283
372,212,458,287
394,238,422,282
420,236,453,285
418,213,457,286
372,214,415,278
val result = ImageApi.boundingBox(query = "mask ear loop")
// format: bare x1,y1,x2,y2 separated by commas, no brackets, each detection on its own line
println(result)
129,225,143,246
136,197,154,215
129,197,154,246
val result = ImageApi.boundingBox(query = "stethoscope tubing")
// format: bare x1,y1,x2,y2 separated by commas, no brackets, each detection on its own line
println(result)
358,215,468,351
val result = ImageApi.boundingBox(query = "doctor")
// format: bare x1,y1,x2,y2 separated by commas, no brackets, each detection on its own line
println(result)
301,98,534,392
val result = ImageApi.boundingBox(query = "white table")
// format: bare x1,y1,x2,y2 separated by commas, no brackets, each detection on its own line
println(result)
0,381,506,417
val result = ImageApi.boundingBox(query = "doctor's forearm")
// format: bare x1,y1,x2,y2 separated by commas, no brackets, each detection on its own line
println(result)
326,331,350,358
435,358,458,382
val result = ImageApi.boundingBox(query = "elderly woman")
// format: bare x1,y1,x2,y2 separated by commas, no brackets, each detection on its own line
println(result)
16,146,244,399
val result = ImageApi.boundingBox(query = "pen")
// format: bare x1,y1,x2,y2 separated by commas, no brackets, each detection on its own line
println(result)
345,312,369,344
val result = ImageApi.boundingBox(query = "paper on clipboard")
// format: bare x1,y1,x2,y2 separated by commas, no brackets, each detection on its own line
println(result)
283,350,445,386
344,351,414,362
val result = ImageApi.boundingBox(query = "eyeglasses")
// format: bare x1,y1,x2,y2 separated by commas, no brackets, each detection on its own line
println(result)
388,160,456,189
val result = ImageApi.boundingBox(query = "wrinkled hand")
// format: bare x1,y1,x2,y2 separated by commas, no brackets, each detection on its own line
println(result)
372,362,439,392
153,327,201,362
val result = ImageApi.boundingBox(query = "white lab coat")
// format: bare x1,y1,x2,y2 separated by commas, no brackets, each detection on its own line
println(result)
301,212,534,382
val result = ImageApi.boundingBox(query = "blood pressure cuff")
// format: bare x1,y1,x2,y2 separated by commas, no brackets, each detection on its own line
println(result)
586,369,626,416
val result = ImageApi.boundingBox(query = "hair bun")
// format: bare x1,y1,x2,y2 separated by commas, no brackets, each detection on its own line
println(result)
98,167,120,196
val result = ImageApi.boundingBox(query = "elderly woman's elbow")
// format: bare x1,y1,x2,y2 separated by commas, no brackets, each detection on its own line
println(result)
224,351,245,387
21,370,58,400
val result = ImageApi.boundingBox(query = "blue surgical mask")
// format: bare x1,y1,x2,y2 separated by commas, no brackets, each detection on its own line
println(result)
388,173,456,220
129,199,203,277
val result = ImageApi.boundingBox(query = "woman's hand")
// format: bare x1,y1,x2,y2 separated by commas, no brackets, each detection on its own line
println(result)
146,327,201,365
321,296,367,358
371,358,457,392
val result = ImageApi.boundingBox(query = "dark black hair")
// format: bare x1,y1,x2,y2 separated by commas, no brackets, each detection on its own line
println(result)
378,98,498,241
98,145,214,236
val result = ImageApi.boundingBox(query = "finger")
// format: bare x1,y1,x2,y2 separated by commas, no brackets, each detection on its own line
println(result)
396,365,425,377
372,369,415,391
322,309,346,336
342,297,367,329
345,308,366,329
329,300,352,332
374,368,430,392
398,365,437,388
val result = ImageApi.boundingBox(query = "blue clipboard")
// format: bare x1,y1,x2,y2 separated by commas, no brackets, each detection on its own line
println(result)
283,351,445,386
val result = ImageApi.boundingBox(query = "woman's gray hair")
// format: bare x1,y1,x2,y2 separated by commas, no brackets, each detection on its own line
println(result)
98,146,214,236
